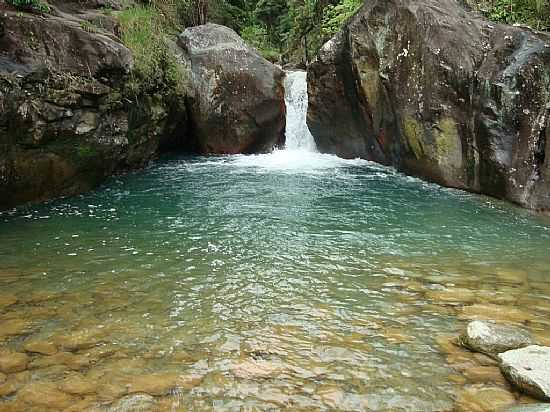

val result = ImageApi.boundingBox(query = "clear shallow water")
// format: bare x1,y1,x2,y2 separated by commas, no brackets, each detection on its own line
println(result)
1,153,550,411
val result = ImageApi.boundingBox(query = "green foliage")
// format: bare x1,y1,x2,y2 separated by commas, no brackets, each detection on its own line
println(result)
6,0,50,13
117,5,186,97
470,0,550,30
76,145,97,159
321,0,362,37
80,20,98,33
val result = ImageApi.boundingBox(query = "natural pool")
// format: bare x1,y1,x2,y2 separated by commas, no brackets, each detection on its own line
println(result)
1,150,550,411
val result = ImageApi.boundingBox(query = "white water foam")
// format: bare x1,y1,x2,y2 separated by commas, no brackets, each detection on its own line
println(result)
283,70,318,152
226,71,369,171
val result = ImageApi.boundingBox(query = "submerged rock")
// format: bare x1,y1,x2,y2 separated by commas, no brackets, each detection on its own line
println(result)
126,373,181,396
108,393,156,412
454,385,517,412
504,405,550,412
307,0,550,210
23,341,58,356
0,351,28,374
178,24,286,154
459,321,533,357
499,345,550,401
18,381,75,410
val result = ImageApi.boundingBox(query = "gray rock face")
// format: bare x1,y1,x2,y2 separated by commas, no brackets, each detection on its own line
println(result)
0,11,188,209
499,345,550,401
178,24,286,154
307,0,550,210
459,321,533,357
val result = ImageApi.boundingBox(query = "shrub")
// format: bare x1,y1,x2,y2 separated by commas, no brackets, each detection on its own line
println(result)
117,5,187,97
6,0,50,13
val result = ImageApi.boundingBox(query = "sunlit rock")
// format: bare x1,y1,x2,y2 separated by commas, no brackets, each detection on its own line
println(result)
499,346,550,401
459,321,533,357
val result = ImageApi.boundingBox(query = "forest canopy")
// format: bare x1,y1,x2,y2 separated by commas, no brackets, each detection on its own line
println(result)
169,0,549,63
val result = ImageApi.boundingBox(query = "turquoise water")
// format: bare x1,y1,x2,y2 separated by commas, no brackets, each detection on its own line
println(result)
1,152,550,411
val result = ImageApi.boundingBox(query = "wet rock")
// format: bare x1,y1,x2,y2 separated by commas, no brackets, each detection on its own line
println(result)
307,0,550,210
426,288,477,305
63,397,101,412
460,304,533,324
463,366,507,385
178,24,286,155
108,393,156,412
504,405,550,412
18,381,75,410
499,345,550,401
0,294,17,308
459,321,533,357
96,382,128,402
0,351,29,373
59,373,98,395
231,359,284,379
0,380,17,397
29,351,92,370
126,373,181,396
53,329,106,352
23,340,58,356
473,353,499,367
454,385,517,412
382,327,414,343
0,319,32,339
0,9,189,210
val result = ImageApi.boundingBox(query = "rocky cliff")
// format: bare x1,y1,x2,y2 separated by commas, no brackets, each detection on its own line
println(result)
0,5,188,209
307,0,550,210
0,11,285,209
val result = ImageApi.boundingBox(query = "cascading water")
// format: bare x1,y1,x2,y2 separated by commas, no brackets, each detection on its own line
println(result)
226,70,365,169
283,71,318,152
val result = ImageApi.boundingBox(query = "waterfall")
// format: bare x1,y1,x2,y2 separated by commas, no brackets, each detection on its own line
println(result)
284,71,318,152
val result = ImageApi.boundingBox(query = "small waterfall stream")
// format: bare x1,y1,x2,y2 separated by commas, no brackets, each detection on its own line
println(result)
283,71,318,152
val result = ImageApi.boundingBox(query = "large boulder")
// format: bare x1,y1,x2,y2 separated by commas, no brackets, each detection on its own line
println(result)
0,11,188,209
178,24,286,154
499,345,550,401
307,0,550,210
459,321,533,358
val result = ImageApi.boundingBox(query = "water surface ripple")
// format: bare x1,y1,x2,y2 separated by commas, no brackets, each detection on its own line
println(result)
1,154,550,411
